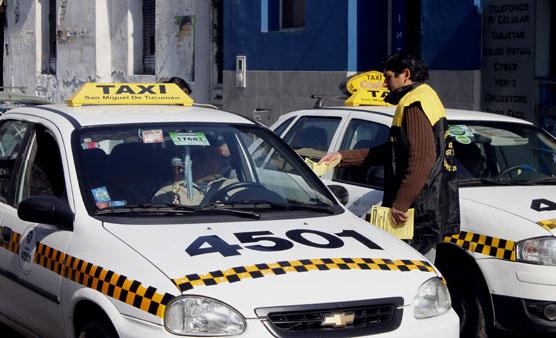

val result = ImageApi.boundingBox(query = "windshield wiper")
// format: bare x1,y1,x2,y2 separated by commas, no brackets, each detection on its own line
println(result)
195,203,261,219
95,203,261,219
94,204,191,215
459,178,516,186
202,200,336,214
521,176,556,185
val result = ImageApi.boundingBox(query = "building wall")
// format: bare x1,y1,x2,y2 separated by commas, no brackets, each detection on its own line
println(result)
223,0,482,125
3,0,212,103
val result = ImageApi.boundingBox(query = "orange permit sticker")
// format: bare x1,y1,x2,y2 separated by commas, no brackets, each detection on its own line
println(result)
142,129,164,143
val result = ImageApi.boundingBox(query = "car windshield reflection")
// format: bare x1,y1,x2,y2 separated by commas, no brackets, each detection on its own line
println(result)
75,123,338,219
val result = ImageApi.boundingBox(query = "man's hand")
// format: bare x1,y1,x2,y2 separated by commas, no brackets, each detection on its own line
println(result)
318,152,342,165
391,207,409,224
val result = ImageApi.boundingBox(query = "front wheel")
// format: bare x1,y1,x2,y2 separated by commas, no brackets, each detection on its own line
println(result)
449,279,488,338
77,319,118,338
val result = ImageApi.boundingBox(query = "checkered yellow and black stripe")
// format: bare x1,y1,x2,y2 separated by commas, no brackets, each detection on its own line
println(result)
444,231,516,261
34,242,174,317
538,218,556,232
172,258,435,292
0,231,21,254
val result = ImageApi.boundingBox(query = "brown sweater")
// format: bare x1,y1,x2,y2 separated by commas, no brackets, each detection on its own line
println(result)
339,106,436,211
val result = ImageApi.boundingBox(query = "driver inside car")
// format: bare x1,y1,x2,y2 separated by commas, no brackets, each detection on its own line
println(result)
151,145,237,206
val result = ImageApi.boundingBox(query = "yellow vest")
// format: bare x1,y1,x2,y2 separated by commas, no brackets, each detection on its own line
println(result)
391,84,446,127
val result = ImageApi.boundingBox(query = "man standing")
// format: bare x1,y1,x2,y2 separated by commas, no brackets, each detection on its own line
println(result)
319,52,460,258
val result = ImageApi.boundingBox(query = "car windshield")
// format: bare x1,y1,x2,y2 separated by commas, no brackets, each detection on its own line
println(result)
75,123,339,219
450,121,556,185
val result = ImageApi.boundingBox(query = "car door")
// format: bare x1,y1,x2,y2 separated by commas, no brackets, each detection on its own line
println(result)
0,119,33,323
325,112,391,217
281,112,347,160
1,122,72,336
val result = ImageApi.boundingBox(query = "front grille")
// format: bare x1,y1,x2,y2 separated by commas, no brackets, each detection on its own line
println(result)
256,297,403,337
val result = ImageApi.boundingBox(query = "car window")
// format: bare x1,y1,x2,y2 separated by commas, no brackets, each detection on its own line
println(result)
75,123,338,220
272,116,295,137
0,120,30,203
333,119,389,188
283,116,341,160
449,122,556,185
17,127,66,203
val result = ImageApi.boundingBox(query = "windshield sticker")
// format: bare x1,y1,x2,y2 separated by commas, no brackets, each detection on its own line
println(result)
109,200,127,208
169,132,210,146
448,125,467,136
455,135,472,144
91,187,110,206
142,129,164,144
81,141,98,150
448,125,474,138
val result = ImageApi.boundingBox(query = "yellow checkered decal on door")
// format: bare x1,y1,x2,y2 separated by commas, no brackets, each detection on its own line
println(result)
538,218,556,232
444,231,516,261
172,258,436,292
0,230,21,254
33,242,174,318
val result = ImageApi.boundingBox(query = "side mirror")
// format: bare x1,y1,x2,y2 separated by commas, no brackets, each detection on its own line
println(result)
327,184,349,205
18,196,74,231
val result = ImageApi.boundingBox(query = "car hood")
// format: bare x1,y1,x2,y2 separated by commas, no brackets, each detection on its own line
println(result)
103,213,438,316
460,185,556,234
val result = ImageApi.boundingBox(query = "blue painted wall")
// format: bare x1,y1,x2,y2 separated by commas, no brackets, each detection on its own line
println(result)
224,0,480,72
421,0,481,70
356,0,389,71
224,0,349,71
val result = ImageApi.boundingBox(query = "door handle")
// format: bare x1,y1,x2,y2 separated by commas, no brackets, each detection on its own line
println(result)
0,226,12,244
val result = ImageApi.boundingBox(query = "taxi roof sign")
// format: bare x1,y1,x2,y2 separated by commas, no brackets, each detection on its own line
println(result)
67,83,194,107
344,71,391,107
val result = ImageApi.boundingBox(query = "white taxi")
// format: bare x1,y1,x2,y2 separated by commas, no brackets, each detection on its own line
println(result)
271,103,556,337
0,83,458,338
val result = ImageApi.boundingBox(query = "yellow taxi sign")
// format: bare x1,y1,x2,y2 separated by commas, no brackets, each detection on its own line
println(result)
67,83,194,107
344,70,390,107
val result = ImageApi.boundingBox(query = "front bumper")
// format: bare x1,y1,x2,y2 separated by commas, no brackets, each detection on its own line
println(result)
493,294,556,333
115,308,459,337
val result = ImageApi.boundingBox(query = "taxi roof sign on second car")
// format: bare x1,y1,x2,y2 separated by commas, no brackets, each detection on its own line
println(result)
67,83,194,107
344,70,391,107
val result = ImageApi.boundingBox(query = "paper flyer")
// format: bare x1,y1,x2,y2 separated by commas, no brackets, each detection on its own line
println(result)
304,157,340,177
370,205,414,239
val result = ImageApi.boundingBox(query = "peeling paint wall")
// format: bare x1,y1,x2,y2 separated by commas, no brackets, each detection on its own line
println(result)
3,0,213,103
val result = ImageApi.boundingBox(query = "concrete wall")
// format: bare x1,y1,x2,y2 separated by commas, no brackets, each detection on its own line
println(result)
223,70,346,126
3,0,212,103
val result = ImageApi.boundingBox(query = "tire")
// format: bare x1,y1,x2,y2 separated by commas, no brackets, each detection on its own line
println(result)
449,279,488,338
77,319,118,338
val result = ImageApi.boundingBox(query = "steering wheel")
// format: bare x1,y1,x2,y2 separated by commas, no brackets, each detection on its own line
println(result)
201,181,264,204
493,164,537,179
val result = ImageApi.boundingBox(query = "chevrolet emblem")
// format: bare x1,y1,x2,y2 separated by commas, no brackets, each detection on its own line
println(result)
321,312,355,328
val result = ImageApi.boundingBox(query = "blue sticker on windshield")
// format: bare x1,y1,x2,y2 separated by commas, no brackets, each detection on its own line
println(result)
109,200,127,207
91,187,111,203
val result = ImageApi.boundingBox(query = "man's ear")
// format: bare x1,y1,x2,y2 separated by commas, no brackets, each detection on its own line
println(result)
402,68,411,81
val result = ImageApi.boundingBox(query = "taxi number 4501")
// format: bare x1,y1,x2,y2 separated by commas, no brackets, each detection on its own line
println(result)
186,229,382,257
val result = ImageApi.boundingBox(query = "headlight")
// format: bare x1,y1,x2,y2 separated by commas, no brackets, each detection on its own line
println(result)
164,295,246,336
413,277,451,319
517,236,556,266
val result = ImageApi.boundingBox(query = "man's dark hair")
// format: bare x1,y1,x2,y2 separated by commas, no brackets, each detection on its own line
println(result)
383,52,429,82
166,76,192,94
